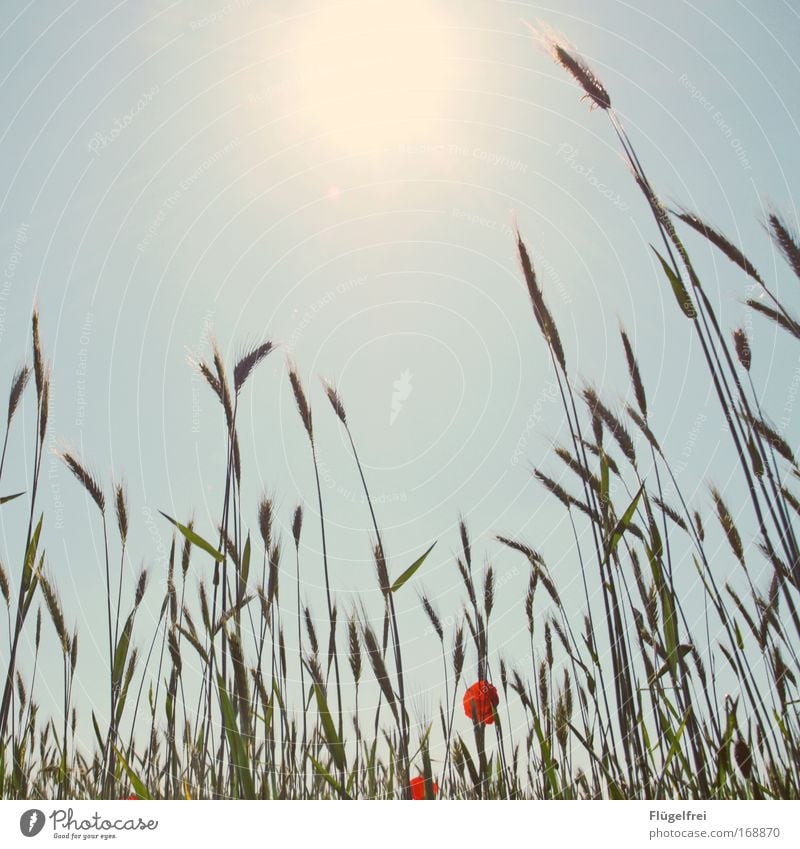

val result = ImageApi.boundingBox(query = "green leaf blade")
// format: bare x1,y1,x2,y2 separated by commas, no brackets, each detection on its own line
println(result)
0,491,24,506
159,512,224,563
390,542,436,593
652,246,697,319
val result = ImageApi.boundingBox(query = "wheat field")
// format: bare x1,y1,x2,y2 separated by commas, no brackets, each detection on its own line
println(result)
1,26,799,801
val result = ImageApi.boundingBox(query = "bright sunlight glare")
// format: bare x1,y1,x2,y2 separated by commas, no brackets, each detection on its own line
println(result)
288,1,456,149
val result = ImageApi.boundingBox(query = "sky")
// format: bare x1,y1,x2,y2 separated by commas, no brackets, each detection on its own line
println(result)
0,0,799,764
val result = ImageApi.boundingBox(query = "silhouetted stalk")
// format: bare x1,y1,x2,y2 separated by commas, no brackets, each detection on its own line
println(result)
515,233,631,781
291,506,308,771
310,440,345,788
289,367,344,794
0,319,45,742
609,112,798,588
323,382,410,797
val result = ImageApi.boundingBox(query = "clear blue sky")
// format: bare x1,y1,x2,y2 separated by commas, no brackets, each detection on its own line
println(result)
1,0,798,758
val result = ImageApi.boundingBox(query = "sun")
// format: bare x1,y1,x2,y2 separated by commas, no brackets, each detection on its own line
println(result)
287,1,455,149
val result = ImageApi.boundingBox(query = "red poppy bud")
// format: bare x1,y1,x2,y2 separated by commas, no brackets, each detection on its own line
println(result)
463,680,499,725
409,775,439,800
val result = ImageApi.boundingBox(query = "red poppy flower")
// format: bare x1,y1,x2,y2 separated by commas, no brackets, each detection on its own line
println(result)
463,680,499,725
123,795,139,800
409,775,438,800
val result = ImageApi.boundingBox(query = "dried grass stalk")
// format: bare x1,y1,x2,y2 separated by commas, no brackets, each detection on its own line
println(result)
322,380,347,425
292,505,303,549
516,230,567,373
234,341,274,393
530,24,611,110
374,544,390,597
115,483,128,544
61,451,105,513
258,497,273,551
619,328,647,418
768,212,800,281
746,299,800,339
7,364,30,425
0,561,9,606
732,328,751,371
583,388,636,465
38,374,49,443
289,366,313,441
32,310,43,402
675,209,763,284
711,487,745,566
420,594,443,642
347,615,361,683
304,607,319,656
483,566,495,620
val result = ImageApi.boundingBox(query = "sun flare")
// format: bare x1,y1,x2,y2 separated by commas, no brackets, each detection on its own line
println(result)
288,2,455,148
